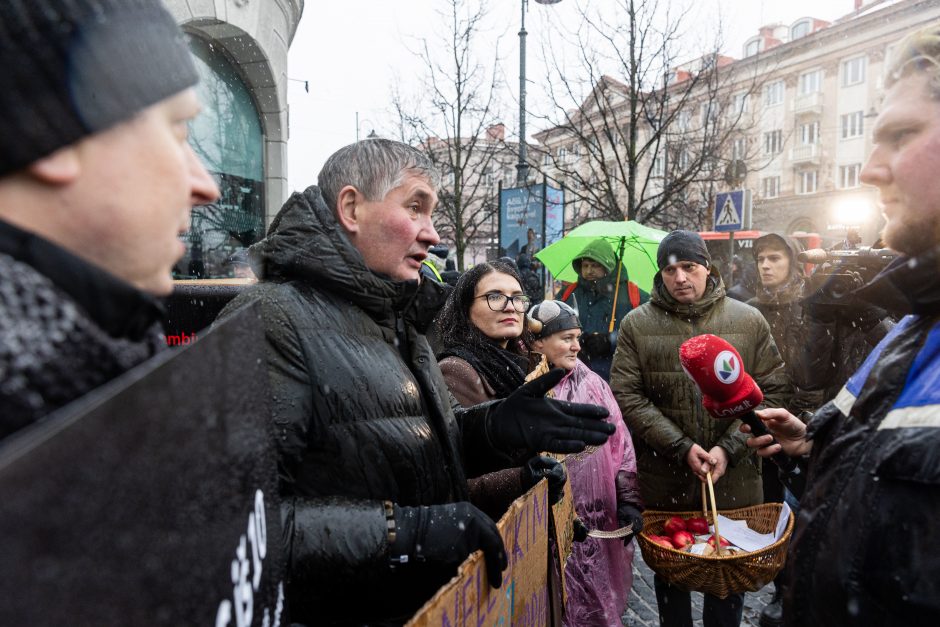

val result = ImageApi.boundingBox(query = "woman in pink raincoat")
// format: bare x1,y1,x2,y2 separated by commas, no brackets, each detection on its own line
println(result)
527,300,644,627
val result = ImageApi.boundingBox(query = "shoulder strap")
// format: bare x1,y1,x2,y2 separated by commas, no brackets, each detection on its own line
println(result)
562,282,578,302
628,281,640,309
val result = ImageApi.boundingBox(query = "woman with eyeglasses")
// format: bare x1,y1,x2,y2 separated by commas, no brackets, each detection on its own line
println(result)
435,260,532,407
434,260,565,520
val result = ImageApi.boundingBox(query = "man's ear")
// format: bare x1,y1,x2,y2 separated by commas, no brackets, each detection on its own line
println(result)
26,146,81,185
335,185,362,234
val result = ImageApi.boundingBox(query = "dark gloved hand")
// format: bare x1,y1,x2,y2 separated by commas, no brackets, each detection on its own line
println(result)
391,502,507,588
487,369,613,454
616,502,644,545
572,517,589,543
521,455,567,505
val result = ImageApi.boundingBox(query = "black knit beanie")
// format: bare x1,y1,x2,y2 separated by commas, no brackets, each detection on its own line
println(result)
0,0,198,175
656,230,712,270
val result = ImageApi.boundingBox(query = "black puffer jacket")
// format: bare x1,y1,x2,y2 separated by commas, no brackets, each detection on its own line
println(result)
217,187,499,625
0,220,162,439
784,246,940,626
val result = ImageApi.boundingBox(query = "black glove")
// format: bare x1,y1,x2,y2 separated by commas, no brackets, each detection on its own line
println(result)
391,502,507,588
521,455,567,505
572,517,589,543
487,369,613,454
616,502,644,545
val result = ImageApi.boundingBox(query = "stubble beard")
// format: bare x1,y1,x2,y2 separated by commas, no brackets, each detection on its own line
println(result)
881,210,940,257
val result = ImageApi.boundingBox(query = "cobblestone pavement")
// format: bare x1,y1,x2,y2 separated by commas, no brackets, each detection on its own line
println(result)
622,543,774,626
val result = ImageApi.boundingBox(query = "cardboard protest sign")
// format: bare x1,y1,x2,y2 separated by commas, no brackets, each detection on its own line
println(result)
551,477,576,603
407,482,550,627
0,304,285,627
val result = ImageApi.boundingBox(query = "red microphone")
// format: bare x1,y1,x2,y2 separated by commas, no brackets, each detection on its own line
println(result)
679,334,802,481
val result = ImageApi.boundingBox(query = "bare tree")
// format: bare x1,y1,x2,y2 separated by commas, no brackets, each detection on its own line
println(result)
531,0,767,230
392,0,515,270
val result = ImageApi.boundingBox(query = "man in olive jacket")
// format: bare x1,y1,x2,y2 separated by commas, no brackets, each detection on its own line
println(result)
610,230,790,627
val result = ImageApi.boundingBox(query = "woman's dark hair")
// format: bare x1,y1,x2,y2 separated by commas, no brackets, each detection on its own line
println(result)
435,260,531,354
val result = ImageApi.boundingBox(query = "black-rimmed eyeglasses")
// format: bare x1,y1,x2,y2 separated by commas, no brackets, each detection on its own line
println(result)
476,292,531,312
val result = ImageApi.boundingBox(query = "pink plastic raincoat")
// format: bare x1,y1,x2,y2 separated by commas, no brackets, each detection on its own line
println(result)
553,359,639,626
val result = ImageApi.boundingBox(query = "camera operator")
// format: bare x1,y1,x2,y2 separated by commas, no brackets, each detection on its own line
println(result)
799,236,897,402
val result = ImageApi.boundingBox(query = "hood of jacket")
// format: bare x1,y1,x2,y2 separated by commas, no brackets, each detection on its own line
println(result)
248,185,447,332
650,265,726,318
855,243,940,317
752,233,806,305
573,238,618,274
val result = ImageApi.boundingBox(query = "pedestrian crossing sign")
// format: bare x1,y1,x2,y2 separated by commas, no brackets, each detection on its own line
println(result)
713,189,752,232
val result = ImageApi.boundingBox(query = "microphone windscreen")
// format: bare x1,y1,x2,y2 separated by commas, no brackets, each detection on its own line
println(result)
679,334,764,419
796,248,829,264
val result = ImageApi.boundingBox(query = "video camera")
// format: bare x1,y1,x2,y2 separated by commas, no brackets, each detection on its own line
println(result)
798,246,897,305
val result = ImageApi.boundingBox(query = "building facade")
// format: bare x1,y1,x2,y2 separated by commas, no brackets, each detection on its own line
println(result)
532,0,940,248
164,0,304,278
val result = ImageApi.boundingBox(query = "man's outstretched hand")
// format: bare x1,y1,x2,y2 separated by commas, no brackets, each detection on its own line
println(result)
488,368,613,454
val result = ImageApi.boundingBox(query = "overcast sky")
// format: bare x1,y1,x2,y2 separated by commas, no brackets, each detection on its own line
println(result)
286,0,850,193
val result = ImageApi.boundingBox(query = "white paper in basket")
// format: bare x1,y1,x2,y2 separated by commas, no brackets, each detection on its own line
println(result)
710,502,792,553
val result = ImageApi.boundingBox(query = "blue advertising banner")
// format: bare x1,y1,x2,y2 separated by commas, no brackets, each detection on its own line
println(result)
545,185,565,247
499,185,544,259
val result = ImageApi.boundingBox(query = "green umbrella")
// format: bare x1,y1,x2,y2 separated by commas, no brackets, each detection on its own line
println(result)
534,220,668,293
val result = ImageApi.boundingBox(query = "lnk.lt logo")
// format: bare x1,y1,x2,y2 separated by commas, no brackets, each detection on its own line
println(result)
713,350,740,384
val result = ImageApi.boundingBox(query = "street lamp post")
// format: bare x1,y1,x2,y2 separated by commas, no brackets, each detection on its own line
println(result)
517,0,562,185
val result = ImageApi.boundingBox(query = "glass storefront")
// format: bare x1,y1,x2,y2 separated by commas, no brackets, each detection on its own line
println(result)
176,36,265,279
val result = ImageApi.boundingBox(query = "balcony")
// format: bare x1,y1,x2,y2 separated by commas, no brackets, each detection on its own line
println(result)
793,91,823,115
789,144,820,164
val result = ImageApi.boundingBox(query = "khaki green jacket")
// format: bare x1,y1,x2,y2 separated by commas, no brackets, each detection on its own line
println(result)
610,269,791,511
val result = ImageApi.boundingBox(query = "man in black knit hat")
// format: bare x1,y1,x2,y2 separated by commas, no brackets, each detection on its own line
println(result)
611,229,790,627
0,0,220,438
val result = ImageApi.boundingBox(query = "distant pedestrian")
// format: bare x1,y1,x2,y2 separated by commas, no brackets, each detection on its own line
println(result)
557,239,648,380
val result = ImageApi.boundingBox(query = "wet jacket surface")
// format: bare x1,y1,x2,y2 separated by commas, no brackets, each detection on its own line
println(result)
610,269,791,510
0,219,161,439
218,187,496,625
747,279,823,414
553,360,638,627
784,248,940,626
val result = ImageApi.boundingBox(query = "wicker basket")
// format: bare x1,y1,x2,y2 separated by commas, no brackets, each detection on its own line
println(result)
637,475,794,598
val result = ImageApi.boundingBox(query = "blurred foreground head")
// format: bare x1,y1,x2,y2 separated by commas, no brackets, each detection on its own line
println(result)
861,24,940,257
0,0,219,295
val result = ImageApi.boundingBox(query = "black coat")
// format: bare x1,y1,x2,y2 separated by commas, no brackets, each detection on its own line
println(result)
218,187,500,625
784,248,940,626
0,220,161,439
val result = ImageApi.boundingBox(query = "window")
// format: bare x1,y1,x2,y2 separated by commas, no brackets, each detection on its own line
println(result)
732,92,750,115
678,150,690,169
557,147,567,162
732,137,747,160
842,56,866,87
651,156,664,177
800,121,820,145
762,176,780,198
798,70,822,95
677,110,692,131
744,39,761,57
839,163,861,188
542,152,552,166
182,37,264,280
841,111,864,139
791,20,811,41
797,170,818,194
764,130,783,155
764,80,784,106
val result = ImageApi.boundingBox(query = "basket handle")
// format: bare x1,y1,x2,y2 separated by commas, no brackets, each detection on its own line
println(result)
705,471,723,556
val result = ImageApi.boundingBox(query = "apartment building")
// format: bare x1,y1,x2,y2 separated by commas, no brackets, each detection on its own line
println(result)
533,0,940,245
